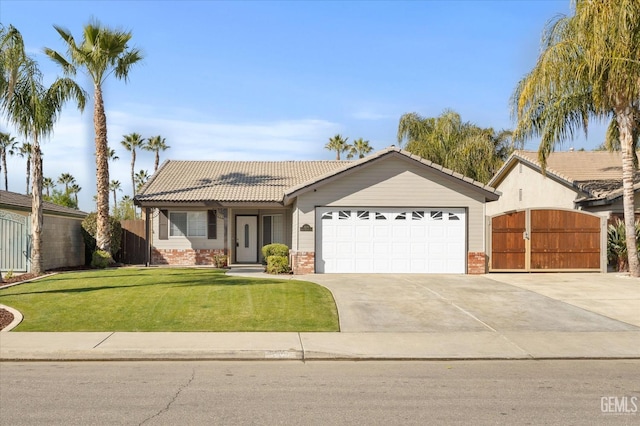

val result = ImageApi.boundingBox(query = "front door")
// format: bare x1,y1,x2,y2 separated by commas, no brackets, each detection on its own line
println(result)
236,216,258,263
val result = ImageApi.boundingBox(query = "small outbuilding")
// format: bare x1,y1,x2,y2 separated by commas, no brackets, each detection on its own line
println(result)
0,190,87,273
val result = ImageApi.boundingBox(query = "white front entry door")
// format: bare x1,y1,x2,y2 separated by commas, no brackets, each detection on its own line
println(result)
317,208,466,273
236,216,258,263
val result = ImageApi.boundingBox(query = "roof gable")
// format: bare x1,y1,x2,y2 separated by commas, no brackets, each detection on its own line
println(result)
489,150,635,202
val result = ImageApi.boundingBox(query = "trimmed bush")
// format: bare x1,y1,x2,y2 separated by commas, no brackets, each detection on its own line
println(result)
266,255,290,274
91,250,112,269
262,243,289,259
213,254,228,268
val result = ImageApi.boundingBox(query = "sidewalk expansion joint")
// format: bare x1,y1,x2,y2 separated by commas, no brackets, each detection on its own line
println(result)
93,332,115,349
298,332,306,363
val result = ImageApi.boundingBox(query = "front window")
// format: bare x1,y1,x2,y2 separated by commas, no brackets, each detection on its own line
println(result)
170,211,206,237
263,214,284,245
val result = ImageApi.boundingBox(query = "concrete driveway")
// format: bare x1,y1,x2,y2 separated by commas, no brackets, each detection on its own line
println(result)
305,273,640,333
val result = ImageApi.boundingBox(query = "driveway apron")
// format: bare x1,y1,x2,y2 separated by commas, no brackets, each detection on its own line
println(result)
304,274,639,333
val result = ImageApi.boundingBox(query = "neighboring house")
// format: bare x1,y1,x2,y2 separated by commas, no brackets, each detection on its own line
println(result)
487,150,637,220
0,190,87,273
486,150,618,273
134,147,499,274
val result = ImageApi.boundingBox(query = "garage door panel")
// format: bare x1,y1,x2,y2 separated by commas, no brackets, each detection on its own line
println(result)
318,207,466,273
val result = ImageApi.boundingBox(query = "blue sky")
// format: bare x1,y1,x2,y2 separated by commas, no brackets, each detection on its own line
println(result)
1,0,605,211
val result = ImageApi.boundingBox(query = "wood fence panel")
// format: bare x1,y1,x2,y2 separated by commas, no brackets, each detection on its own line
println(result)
120,219,146,265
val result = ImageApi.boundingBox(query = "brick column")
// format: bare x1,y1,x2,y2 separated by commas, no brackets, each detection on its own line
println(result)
467,252,487,274
290,251,315,274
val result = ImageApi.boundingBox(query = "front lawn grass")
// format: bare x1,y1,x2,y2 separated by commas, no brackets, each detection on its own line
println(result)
0,268,339,332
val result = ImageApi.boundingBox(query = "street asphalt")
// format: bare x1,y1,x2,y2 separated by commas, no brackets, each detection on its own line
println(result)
1,270,638,361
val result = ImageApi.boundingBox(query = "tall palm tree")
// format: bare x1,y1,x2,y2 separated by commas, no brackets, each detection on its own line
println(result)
69,183,81,205
45,20,143,259
42,177,55,197
15,141,32,194
512,0,640,276
120,132,145,196
144,135,170,172
347,138,373,159
325,134,350,160
2,28,85,274
134,169,150,193
107,146,119,162
0,132,18,190
57,172,75,193
109,179,122,209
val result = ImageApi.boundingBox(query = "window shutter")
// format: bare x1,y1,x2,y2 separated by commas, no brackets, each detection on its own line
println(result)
159,209,168,240
208,210,217,239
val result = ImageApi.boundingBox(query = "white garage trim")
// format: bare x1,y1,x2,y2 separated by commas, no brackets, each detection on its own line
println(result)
316,207,466,273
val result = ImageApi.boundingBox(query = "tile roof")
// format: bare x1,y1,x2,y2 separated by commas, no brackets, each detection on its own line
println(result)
135,160,348,204
490,150,638,201
0,190,88,218
136,147,500,206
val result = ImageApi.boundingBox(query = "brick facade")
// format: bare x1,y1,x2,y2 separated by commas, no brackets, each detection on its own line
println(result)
152,248,226,266
290,251,315,275
467,252,487,274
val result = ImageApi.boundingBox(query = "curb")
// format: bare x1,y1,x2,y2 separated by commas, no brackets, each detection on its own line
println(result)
0,304,23,332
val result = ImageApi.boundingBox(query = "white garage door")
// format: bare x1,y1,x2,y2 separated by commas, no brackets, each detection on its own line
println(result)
316,208,466,273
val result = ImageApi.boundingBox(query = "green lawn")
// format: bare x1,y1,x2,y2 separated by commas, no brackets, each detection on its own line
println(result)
0,268,339,332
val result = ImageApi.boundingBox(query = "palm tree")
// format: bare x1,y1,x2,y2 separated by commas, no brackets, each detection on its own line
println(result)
134,169,150,193
144,135,170,172
2,27,85,274
45,20,143,259
325,134,350,160
42,177,55,197
68,183,81,205
57,172,75,193
120,132,145,196
347,138,373,159
15,141,32,194
107,146,119,162
511,0,640,276
0,132,18,190
109,179,122,209
398,110,513,183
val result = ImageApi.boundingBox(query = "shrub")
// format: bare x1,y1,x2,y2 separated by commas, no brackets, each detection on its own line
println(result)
213,254,228,268
81,213,122,259
266,255,290,274
607,219,640,272
91,250,112,269
262,243,289,259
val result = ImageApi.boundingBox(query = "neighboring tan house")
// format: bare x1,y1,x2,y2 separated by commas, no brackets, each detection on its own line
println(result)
485,150,621,273
134,147,500,274
487,150,637,220
0,190,87,273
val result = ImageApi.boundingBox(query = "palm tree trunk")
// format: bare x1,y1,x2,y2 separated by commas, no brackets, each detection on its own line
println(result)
2,152,7,190
336,151,340,161
154,152,159,172
113,190,116,208
130,150,136,196
616,108,639,276
25,154,30,194
94,85,112,257
30,136,43,275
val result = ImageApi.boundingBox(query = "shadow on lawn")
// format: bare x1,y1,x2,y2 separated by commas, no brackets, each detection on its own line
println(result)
0,274,289,297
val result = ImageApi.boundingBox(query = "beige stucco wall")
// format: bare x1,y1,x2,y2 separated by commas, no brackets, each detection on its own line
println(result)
486,162,579,216
293,155,489,253
41,214,85,270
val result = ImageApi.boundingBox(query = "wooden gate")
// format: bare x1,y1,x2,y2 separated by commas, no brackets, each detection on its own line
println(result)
0,210,30,273
490,209,605,272
120,219,146,265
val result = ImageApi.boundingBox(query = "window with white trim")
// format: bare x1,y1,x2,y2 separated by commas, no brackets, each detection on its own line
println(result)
169,212,207,237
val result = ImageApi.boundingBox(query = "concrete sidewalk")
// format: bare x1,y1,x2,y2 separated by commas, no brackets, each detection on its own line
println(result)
1,330,639,361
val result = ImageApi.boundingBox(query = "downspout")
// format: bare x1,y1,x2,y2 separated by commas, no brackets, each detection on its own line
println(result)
145,207,150,267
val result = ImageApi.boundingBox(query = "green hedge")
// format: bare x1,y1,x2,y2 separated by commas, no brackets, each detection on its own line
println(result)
262,243,289,258
266,255,290,274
